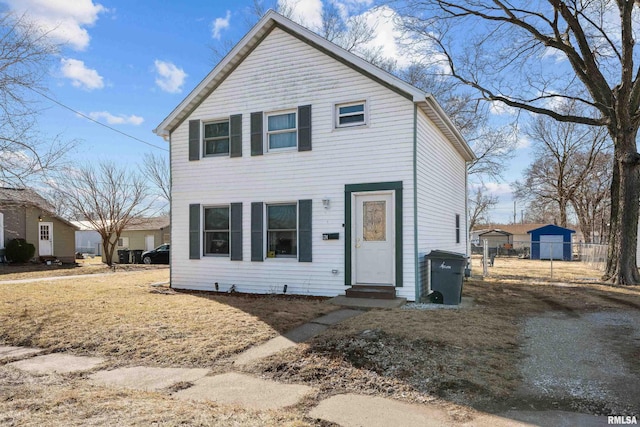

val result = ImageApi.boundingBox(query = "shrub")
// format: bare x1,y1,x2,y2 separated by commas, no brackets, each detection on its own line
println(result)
6,238,36,263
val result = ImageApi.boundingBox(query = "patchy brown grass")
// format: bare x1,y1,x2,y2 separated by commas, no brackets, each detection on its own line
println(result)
0,270,335,368
248,267,640,415
0,367,312,426
470,256,607,283
2,262,640,423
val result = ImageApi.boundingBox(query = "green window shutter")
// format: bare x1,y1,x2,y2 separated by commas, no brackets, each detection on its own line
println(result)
230,203,243,260
230,114,242,158
298,199,312,262
298,105,311,152
251,202,263,261
188,120,200,161
189,203,200,259
250,112,263,156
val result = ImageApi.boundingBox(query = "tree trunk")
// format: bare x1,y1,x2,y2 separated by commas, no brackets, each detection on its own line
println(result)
558,198,568,228
603,133,640,285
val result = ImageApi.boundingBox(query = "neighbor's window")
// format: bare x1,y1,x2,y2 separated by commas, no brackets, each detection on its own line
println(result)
455,214,461,244
267,111,297,150
204,206,229,255
203,120,230,156
117,237,129,247
267,204,297,257
336,101,366,127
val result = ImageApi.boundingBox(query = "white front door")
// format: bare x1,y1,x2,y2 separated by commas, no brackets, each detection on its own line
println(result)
39,222,53,256
354,193,395,285
145,234,155,251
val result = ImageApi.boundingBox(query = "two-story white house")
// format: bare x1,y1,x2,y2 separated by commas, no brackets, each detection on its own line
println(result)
154,11,475,302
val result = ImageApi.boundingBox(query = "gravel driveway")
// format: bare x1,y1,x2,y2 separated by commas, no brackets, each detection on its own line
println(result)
517,310,640,414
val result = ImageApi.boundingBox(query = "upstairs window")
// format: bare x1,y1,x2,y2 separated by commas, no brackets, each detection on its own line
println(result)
336,101,366,128
267,111,297,150
204,206,230,255
204,120,230,156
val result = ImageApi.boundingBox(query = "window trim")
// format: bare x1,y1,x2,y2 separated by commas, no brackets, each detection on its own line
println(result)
203,205,230,257
334,100,368,129
117,237,129,248
266,202,298,259
203,118,230,157
265,109,297,152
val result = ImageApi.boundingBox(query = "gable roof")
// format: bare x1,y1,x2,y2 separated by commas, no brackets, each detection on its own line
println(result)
0,187,54,212
472,223,549,235
154,10,475,162
527,224,576,234
0,187,78,229
124,217,170,231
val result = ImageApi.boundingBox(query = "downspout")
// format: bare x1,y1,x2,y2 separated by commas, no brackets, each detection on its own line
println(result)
413,104,419,302
168,131,173,289
465,161,470,265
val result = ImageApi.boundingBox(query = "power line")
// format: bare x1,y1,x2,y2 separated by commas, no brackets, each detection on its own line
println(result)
29,87,169,152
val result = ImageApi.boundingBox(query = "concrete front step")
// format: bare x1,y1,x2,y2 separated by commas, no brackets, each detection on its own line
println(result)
345,285,396,299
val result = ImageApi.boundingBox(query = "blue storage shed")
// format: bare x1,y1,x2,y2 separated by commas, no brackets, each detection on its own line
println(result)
528,224,575,261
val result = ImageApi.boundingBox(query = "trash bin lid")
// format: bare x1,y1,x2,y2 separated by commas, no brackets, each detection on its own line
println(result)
425,250,467,259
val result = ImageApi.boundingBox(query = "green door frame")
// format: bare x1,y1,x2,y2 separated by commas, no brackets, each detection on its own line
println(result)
344,181,403,287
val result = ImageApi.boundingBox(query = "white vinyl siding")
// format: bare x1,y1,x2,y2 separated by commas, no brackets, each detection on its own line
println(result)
415,107,468,255
171,28,421,299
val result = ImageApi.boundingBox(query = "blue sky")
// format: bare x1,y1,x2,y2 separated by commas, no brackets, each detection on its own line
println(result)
2,0,529,223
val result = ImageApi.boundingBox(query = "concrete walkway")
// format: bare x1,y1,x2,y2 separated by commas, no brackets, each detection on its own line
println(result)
0,306,606,426
0,272,116,285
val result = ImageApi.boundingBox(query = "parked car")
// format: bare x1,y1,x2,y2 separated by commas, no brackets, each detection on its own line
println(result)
141,244,170,264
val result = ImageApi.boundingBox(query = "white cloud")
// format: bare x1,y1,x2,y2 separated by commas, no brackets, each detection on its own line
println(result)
88,111,144,125
360,6,409,67
485,182,513,196
212,10,231,40
60,58,104,90
153,60,187,94
278,0,323,30
3,0,106,51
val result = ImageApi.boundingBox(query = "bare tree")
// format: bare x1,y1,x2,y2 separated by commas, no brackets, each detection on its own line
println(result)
513,108,608,227
468,186,498,232
143,152,170,203
52,163,151,266
0,12,72,186
396,1,640,284
571,150,612,243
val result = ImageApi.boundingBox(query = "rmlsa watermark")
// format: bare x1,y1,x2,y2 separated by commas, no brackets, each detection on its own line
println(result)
608,415,638,425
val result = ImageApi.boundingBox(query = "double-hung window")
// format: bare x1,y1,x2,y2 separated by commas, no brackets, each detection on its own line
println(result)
336,101,366,127
204,120,230,156
266,111,297,150
267,204,297,257
204,206,230,255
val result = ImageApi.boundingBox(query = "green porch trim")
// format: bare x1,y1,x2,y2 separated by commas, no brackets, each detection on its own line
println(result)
413,103,420,301
344,181,403,288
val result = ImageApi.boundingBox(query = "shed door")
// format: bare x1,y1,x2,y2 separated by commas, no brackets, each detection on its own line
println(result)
39,222,53,256
354,193,395,285
145,235,155,251
540,235,563,260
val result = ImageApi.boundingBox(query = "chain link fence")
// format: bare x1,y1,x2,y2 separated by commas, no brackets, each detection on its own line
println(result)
472,239,608,279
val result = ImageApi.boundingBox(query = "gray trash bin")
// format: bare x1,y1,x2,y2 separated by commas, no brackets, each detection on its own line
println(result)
424,250,466,305
131,249,143,264
118,249,130,264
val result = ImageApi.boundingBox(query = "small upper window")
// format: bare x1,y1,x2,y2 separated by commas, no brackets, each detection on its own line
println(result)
117,237,129,248
455,214,461,244
336,101,366,128
267,111,297,150
204,120,230,156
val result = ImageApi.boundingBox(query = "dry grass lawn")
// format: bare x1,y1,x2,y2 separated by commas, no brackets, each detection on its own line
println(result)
2,260,640,425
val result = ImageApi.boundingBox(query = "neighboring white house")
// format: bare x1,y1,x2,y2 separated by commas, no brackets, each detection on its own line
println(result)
72,221,102,256
154,11,475,302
